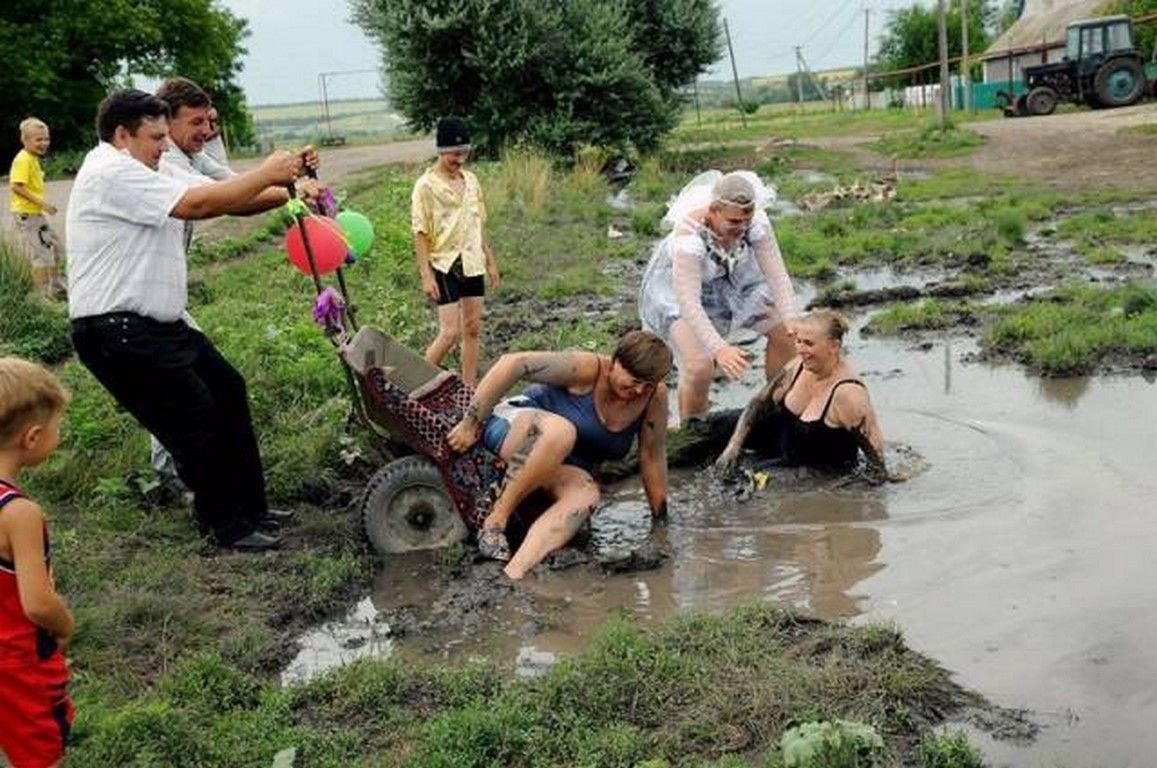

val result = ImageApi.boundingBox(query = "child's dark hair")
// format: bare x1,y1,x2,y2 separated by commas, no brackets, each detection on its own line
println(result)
96,89,170,142
0,358,69,446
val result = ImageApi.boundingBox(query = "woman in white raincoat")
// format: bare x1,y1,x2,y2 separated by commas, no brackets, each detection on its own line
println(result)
639,170,798,424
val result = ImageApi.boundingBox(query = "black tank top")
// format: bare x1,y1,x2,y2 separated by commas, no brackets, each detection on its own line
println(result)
776,363,865,470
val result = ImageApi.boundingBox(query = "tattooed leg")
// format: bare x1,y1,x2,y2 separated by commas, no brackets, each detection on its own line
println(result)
505,472,599,580
483,411,576,532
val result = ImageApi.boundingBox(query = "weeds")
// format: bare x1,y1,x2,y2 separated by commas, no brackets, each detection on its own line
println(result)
984,282,1157,375
918,729,985,768
0,235,71,363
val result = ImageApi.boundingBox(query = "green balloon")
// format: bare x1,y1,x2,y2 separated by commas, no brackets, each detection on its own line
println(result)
336,210,375,258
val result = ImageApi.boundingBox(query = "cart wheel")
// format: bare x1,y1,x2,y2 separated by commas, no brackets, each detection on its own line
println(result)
361,455,468,555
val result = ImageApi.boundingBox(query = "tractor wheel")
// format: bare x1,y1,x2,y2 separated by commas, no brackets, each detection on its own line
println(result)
1026,86,1058,116
1093,59,1145,107
361,455,468,555
1014,94,1030,117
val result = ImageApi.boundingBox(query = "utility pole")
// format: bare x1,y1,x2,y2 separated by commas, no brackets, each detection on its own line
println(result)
936,0,950,129
798,48,828,101
723,18,747,126
961,0,972,113
794,46,806,106
862,6,871,110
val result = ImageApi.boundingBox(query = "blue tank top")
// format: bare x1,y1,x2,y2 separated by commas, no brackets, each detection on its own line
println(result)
514,361,645,471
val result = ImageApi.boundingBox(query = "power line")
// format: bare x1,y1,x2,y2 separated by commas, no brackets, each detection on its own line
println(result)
800,0,862,48
810,7,864,66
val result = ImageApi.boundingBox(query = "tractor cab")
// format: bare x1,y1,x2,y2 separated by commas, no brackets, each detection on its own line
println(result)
1000,15,1149,117
1065,15,1136,79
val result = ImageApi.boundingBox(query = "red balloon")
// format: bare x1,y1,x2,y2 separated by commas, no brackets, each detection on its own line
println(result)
285,216,349,276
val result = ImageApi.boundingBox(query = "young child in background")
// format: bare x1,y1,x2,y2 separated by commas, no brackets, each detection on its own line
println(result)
411,116,500,386
8,118,67,300
0,357,75,768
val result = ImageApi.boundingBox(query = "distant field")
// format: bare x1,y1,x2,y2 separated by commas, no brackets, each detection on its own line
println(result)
250,98,415,149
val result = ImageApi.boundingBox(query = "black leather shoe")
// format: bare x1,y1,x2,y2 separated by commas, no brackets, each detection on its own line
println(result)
258,508,295,530
225,530,281,551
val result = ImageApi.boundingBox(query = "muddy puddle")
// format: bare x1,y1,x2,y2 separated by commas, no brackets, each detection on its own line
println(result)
284,318,1157,767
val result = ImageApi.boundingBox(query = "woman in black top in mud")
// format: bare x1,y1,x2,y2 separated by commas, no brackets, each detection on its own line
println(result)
446,330,672,580
714,310,888,479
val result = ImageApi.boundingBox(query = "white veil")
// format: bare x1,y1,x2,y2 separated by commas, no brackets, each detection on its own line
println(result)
661,169,777,231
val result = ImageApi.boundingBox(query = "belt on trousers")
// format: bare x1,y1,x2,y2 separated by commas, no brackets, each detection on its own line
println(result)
71,312,179,331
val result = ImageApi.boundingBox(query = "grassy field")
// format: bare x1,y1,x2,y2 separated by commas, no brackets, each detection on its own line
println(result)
4,104,1156,765
250,98,414,150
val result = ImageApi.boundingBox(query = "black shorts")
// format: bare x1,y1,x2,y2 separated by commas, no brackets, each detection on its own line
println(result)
434,258,485,306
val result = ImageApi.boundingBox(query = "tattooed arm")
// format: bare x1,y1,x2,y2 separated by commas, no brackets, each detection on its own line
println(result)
638,384,670,520
446,351,598,452
714,361,793,473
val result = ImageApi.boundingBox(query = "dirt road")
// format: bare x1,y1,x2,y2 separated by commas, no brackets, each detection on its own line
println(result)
965,100,1157,191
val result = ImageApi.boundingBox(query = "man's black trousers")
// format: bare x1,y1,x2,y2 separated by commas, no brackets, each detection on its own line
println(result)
71,313,268,543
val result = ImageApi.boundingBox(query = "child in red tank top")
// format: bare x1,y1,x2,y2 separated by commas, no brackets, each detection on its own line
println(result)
0,357,74,768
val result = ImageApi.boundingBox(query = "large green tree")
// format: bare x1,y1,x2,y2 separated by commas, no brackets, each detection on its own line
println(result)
875,0,996,86
351,0,721,156
0,0,252,170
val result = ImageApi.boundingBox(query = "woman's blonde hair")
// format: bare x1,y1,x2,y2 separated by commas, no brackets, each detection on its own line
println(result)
0,357,69,445
799,309,850,343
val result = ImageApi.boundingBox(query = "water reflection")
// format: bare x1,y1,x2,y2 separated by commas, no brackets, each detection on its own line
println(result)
1035,376,1090,409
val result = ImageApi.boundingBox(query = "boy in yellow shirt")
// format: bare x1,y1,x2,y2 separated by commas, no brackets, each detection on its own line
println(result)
8,118,66,300
411,117,500,386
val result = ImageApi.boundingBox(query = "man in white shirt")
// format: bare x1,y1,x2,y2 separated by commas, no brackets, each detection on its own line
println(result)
156,77,235,182
203,107,230,168
143,78,236,491
67,89,305,551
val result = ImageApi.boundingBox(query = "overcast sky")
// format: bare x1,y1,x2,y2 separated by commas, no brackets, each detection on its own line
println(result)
221,0,928,106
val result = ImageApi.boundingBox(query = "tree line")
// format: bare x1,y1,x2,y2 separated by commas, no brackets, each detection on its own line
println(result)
0,0,252,171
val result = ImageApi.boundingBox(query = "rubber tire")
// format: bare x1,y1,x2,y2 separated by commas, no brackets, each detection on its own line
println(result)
1026,86,1058,116
361,455,468,555
1093,59,1145,108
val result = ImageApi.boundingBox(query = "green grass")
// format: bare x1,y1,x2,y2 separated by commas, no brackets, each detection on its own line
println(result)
1055,208,1157,260
66,605,986,767
984,282,1157,375
870,125,986,159
670,104,997,146
0,235,72,363
866,299,977,335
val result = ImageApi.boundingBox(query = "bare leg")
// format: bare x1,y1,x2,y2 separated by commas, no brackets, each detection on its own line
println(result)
483,411,576,531
505,466,600,579
764,322,794,381
669,318,714,422
459,296,484,387
425,303,461,368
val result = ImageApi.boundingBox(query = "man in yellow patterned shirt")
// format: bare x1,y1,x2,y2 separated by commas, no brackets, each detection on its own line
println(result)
8,118,65,299
411,117,500,386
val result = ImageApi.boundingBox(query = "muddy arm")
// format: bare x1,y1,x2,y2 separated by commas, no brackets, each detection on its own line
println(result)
638,385,670,520
833,385,892,484
713,363,790,473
